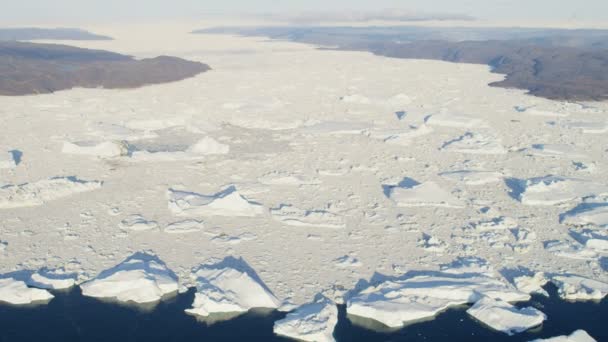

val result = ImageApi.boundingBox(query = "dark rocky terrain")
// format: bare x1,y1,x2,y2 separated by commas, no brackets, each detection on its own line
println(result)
0,41,210,96
197,26,608,101
0,28,112,41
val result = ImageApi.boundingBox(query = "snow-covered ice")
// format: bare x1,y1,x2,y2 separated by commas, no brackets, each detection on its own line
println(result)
0,277,54,305
439,170,503,185
441,132,506,155
62,141,129,158
347,258,529,328
530,330,597,342
270,205,345,229
550,275,608,301
0,151,17,169
561,203,608,228
515,176,608,206
168,186,264,217
80,253,179,304
467,296,546,335
27,268,77,290
164,219,205,234
0,177,102,209
185,258,281,318
119,214,159,231
425,112,486,128
274,296,338,342
387,181,464,208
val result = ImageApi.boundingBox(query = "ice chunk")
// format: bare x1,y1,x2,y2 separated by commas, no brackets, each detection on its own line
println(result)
119,215,159,231
441,132,506,155
124,118,186,131
164,220,204,234
530,330,597,342
550,274,608,301
186,137,230,155
417,234,448,253
270,205,345,229
0,278,54,305
425,113,485,128
259,171,320,186
526,144,586,158
339,94,371,104
86,121,158,141
467,296,546,335
274,296,338,342
80,253,179,304
387,181,464,208
516,176,608,206
439,170,503,185
374,125,434,146
333,255,362,268
185,258,281,318
0,151,17,169
62,141,129,158
0,177,102,209
563,120,608,134
512,273,549,296
300,121,369,135
347,260,529,328
561,203,608,228
168,186,264,217
27,268,77,290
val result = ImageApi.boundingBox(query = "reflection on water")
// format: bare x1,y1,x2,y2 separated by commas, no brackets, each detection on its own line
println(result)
0,284,605,341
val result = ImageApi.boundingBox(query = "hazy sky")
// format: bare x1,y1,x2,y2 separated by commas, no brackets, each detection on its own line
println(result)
2,0,607,23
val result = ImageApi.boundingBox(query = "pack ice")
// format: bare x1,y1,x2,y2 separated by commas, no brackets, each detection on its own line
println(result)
0,177,102,209
561,203,608,228
274,296,338,342
62,141,129,158
346,258,529,328
80,253,179,304
168,186,264,217
185,258,281,318
0,151,17,169
270,205,345,229
0,277,54,305
441,132,506,155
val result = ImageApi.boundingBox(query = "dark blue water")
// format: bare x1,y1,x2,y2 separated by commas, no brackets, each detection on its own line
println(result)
0,284,605,342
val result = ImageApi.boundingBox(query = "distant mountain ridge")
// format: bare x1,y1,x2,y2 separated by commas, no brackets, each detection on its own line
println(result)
196,26,608,101
0,28,112,41
0,41,210,96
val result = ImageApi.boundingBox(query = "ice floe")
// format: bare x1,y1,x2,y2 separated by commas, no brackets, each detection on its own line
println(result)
0,277,54,305
270,205,345,229
562,120,608,134
27,268,77,290
185,258,281,318
299,121,369,135
0,151,17,169
467,296,546,335
347,258,529,328
561,203,608,228
530,330,597,342
514,176,608,206
186,137,230,155
550,274,608,301
425,113,485,128
387,180,464,208
0,177,102,209
441,132,507,155
86,121,158,141
62,141,129,158
526,144,586,158
80,253,179,304
439,170,503,186
274,296,338,342
119,214,159,232
258,171,320,186
164,220,205,234
373,124,433,146
168,186,264,217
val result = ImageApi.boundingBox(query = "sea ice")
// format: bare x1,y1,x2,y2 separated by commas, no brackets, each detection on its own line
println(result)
119,214,159,231
530,330,597,342
526,144,586,158
347,259,529,328
441,132,507,155
270,205,345,229
387,181,465,208
274,296,338,342
62,141,129,158
186,137,230,155
0,177,102,209
425,113,485,128
0,151,17,169
80,253,179,304
550,274,608,301
439,170,503,185
185,258,281,318
467,296,546,335
27,268,77,290
164,220,205,234
561,203,608,228
168,186,264,217
0,277,54,305
516,176,608,206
